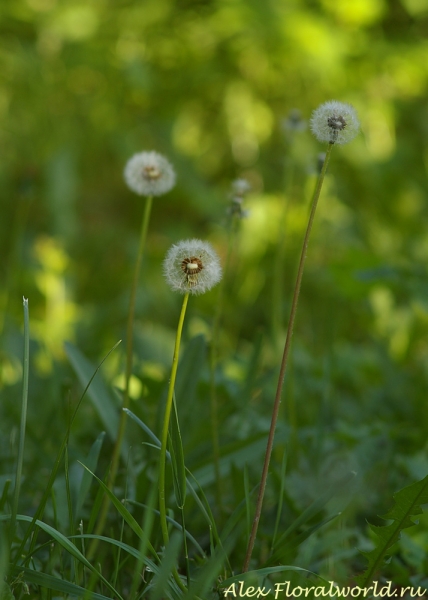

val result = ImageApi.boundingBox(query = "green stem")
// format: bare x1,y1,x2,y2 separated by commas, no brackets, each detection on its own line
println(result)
10,298,29,542
242,143,334,573
157,293,190,594
88,196,153,557
159,292,189,547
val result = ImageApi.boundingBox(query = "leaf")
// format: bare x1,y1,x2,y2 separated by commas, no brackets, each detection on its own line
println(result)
174,334,206,424
357,474,428,586
65,343,121,446
77,462,159,560
7,564,111,600
0,515,122,599
169,394,186,509
267,472,356,561
150,533,182,600
75,431,106,522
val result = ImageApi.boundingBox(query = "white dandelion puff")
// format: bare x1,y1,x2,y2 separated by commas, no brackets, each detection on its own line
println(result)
124,151,176,196
310,100,360,145
163,239,222,295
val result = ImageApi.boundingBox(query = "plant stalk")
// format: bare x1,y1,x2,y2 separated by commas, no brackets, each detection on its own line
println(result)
242,143,333,572
89,196,153,555
159,292,189,546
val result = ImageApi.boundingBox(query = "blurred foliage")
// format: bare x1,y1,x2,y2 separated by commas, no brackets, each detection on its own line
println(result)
2,0,428,591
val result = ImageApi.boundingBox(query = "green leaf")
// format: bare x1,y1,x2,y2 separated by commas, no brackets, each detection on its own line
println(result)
150,533,182,600
169,394,186,509
7,564,111,599
262,472,355,567
65,343,121,447
174,334,206,424
75,431,106,522
0,514,122,599
77,462,159,561
357,473,428,586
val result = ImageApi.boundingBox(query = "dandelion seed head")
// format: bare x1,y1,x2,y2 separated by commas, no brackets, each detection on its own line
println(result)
163,239,222,295
310,100,360,145
124,151,176,196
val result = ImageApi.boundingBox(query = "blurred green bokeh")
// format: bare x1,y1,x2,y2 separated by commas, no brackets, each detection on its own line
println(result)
2,0,428,529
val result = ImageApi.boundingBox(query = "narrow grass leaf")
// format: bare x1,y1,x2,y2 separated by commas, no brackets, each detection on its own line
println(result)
124,408,219,546
13,341,121,565
1,515,123,599
151,533,182,600
10,298,29,537
65,343,121,448
191,433,267,487
265,512,342,567
272,450,287,549
271,471,356,554
169,394,186,509
78,463,159,560
182,542,230,600
75,432,106,522
0,480,11,513
129,485,157,600
126,500,206,558
7,564,112,600
174,334,206,425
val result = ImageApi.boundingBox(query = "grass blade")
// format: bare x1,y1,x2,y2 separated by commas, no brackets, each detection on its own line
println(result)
12,339,121,567
7,564,113,600
77,462,160,560
75,432,106,523
10,298,29,539
1,514,123,599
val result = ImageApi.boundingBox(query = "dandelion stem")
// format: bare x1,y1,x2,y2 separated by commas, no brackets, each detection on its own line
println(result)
159,292,189,546
89,196,153,555
242,143,333,572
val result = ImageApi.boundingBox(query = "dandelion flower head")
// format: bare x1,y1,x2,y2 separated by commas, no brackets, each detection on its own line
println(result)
163,239,222,295
310,100,360,145
124,151,176,196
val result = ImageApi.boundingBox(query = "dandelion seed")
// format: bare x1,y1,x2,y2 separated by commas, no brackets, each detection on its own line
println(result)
163,239,222,295
124,151,176,196
310,100,360,145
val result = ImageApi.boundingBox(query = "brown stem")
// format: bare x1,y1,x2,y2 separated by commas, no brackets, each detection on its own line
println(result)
242,144,333,572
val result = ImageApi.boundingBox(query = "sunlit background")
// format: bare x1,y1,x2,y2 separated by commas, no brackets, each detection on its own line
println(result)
2,0,428,573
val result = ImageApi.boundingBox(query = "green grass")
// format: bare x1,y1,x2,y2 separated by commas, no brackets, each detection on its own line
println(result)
2,0,428,597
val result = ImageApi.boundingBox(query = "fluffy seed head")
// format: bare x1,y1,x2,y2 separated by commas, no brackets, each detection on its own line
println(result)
310,101,360,145
163,239,222,295
124,151,176,196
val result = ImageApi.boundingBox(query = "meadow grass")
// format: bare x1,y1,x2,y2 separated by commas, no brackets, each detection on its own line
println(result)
2,100,428,600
